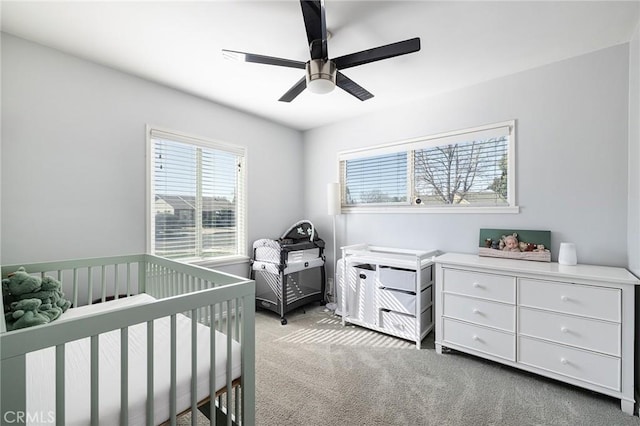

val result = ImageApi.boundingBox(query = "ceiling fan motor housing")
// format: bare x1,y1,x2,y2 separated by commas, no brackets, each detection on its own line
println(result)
306,59,337,93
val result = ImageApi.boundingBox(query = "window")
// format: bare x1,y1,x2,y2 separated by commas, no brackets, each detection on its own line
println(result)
147,127,246,261
339,121,516,213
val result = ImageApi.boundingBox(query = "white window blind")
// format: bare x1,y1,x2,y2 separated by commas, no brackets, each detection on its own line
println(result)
342,152,408,205
149,129,246,260
338,121,516,212
413,136,509,206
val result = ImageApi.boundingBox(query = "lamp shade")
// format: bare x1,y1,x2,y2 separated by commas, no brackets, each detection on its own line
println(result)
327,182,341,215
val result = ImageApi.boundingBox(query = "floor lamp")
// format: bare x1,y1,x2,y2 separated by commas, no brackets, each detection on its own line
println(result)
326,182,341,311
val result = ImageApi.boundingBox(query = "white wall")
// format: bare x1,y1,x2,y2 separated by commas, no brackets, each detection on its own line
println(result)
1,34,304,275
304,43,631,275
628,22,640,277
627,19,640,404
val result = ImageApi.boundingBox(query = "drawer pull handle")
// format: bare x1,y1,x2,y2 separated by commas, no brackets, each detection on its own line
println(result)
560,326,568,333
472,282,481,288
472,308,480,314
472,335,479,341
560,295,569,302
560,357,568,365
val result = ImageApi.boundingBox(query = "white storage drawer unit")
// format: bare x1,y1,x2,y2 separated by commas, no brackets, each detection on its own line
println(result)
380,305,433,338
435,252,639,415
339,244,438,348
379,266,431,292
377,286,431,315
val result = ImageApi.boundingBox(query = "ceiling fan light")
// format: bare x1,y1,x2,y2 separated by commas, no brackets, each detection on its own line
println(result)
306,60,336,94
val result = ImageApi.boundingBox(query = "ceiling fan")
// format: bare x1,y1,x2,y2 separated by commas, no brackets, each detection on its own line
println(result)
222,0,421,102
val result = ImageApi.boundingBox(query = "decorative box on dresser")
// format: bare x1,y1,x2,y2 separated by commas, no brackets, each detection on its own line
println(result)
434,252,640,415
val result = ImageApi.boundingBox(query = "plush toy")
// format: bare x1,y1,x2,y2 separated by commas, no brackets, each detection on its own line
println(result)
502,234,521,252
2,267,41,306
40,276,71,312
6,298,51,331
2,267,72,329
38,302,63,322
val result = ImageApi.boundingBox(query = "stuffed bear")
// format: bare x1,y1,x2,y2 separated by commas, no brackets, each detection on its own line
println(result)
6,298,51,331
38,302,63,322
2,267,72,329
2,267,42,306
40,276,71,312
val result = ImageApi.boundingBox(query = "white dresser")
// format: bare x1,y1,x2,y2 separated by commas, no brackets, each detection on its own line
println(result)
434,252,639,415
338,244,438,348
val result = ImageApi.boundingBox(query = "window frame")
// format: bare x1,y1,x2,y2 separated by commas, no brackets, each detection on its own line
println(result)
338,120,518,214
146,125,248,265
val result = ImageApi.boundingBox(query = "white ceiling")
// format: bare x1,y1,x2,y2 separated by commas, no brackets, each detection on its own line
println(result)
2,1,639,131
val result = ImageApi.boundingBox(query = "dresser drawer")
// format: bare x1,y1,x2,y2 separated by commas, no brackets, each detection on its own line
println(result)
377,286,431,315
443,269,515,303
442,318,515,361
519,279,621,322
443,293,515,332
518,307,620,356
518,336,620,391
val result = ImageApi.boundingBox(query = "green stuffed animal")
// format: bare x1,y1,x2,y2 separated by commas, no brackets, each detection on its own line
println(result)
38,302,63,322
2,267,72,329
6,298,51,331
2,267,42,306
41,276,71,312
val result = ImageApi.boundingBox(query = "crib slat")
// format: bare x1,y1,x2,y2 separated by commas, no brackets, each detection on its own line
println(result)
127,263,132,296
165,266,170,299
226,300,232,426
115,264,120,300
1,355,26,419
234,298,240,421
56,344,65,426
191,309,198,426
209,304,216,426
99,265,105,303
88,266,94,305
121,327,129,426
90,335,99,426
146,320,155,426
73,268,79,308
170,314,177,425
241,292,256,426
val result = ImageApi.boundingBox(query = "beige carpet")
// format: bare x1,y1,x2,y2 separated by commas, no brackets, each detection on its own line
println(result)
180,305,640,425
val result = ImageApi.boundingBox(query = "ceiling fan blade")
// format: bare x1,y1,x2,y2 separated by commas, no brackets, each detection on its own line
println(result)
300,0,328,60
336,72,374,101
222,49,306,69
333,37,421,70
278,76,307,102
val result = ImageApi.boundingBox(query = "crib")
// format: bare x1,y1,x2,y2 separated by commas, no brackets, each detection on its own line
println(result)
0,254,255,426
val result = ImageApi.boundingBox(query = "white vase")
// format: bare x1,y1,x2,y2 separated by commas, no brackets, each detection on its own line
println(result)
558,242,577,265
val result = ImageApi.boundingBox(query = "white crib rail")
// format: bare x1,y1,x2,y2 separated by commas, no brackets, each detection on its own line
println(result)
0,254,255,426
